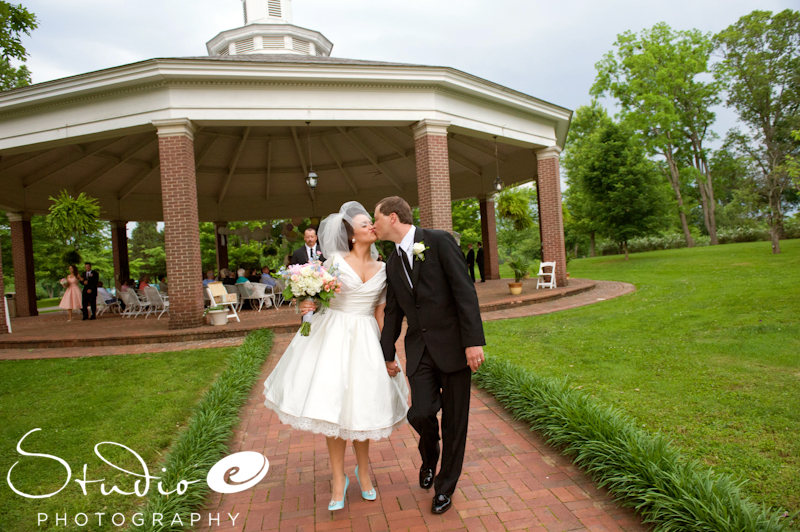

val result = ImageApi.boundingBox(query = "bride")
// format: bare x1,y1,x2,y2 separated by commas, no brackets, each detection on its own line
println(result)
263,201,409,511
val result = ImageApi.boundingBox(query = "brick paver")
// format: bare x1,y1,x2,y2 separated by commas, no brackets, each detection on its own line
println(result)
194,280,643,531
2,280,644,530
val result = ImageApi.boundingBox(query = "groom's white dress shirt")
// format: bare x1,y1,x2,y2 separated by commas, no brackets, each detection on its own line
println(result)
397,226,416,287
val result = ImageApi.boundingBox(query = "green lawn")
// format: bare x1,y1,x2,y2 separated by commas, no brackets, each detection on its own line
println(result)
0,347,236,531
485,240,800,513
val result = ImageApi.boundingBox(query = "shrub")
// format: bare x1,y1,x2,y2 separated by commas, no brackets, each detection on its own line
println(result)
130,329,274,531
474,359,793,531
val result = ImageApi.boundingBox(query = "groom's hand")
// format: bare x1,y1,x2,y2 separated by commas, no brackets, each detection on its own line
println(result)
385,361,400,377
466,346,485,372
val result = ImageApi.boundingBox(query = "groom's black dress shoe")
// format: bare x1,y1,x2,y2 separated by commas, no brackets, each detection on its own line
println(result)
419,467,434,490
432,493,452,514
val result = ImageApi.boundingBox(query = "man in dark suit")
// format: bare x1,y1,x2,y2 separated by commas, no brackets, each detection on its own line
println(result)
81,262,99,320
476,242,485,282
289,227,325,265
373,196,485,515
465,244,476,282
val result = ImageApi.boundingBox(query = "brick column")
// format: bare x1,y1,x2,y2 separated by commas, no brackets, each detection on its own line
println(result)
536,147,567,286
154,119,204,329
413,119,452,231
479,196,500,280
110,221,130,293
8,213,37,317
214,222,229,273
0,239,7,333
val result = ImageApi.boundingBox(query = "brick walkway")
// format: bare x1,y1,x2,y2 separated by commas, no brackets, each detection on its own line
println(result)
2,280,644,529
197,281,644,532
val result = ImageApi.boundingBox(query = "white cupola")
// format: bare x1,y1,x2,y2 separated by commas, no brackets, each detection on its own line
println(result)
206,0,333,57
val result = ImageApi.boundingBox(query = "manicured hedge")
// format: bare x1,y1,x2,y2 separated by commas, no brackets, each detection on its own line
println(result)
473,358,793,531
130,329,274,532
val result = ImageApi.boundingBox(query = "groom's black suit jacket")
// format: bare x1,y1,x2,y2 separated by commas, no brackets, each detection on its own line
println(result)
380,227,485,377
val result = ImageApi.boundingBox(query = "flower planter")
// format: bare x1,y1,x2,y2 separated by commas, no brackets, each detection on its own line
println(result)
508,282,523,295
207,310,228,326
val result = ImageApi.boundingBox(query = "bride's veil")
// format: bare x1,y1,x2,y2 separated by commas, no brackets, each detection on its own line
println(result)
317,201,378,261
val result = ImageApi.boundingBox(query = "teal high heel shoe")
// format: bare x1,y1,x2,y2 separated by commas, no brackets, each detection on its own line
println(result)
328,476,349,511
355,465,377,501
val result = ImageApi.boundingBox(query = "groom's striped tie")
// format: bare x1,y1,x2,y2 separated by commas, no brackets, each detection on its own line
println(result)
399,248,413,286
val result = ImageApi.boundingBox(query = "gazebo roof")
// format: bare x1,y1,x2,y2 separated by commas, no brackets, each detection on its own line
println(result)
0,54,571,221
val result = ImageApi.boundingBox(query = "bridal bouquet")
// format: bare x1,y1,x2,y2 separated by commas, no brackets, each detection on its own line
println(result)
277,261,340,336
59,278,67,288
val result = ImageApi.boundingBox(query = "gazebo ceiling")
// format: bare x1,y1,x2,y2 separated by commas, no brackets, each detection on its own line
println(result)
0,55,571,221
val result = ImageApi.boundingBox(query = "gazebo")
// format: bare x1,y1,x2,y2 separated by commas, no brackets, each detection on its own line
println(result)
0,0,571,330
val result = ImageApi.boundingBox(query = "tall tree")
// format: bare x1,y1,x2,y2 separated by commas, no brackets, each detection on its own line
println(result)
714,9,800,254
592,22,722,246
572,121,668,259
0,1,37,90
562,102,614,256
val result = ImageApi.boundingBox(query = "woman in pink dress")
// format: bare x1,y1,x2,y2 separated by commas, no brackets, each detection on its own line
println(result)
58,265,83,321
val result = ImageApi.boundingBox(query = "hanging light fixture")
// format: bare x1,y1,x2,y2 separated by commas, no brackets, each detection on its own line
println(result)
493,136,503,192
305,121,318,190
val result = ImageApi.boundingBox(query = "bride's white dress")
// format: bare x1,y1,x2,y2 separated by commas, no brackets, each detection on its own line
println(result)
263,254,409,441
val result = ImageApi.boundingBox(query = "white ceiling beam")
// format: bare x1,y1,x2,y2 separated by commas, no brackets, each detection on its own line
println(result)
265,137,272,200
76,136,155,192
320,134,358,195
337,127,403,192
23,138,122,189
290,126,314,203
118,164,159,200
217,127,250,204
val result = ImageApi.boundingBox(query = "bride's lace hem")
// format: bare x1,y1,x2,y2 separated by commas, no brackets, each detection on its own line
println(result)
264,398,406,441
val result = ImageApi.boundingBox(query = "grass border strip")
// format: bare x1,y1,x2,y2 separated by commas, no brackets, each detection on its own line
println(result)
473,358,794,532
130,329,274,532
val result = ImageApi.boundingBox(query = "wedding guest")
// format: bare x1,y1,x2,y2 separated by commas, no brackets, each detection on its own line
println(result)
248,268,261,283
58,264,83,321
138,275,151,290
465,244,476,282
260,266,277,287
235,268,249,284
202,270,217,287
96,281,117,305
81,262,99,320
289,227,325,265
476,242,485,283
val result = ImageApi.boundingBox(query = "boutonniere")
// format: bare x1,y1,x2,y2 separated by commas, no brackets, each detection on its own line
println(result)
412,241,429,261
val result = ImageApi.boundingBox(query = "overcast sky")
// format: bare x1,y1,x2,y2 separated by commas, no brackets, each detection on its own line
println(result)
19,0,797,142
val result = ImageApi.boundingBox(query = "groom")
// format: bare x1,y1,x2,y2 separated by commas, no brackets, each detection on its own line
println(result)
373,196,485,515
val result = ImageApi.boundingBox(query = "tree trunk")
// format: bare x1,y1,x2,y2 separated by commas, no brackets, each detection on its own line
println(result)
692,135,718,245
589,231,596,257
768,180,783,254
664,150,695,247
623,241,629,260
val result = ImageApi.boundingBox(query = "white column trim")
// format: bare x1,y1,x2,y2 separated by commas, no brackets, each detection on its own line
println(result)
536,146,562,160
412,119,450,140
152,118,195,140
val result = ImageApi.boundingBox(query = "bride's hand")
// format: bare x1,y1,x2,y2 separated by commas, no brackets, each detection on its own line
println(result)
299,299,316,315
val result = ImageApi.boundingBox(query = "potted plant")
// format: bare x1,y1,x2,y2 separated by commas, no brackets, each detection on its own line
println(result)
507,259,529,295
205,305,228,326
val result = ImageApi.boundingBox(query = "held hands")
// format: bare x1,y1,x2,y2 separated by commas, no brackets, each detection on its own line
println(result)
466,346,485,372
385,360,400,377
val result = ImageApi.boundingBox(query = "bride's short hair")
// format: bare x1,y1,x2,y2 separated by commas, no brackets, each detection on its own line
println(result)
343,219,354,250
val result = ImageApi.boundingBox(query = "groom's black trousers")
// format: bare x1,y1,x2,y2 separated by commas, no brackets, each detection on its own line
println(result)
407,348,472,497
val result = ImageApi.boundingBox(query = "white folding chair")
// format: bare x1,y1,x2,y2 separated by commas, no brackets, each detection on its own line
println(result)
536,261,557,289
144,286,169,319
120,290,145,318
206,282,240,322
237,282,274,312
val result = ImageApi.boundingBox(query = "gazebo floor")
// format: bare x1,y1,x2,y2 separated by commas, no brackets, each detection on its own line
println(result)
0,278,596,350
